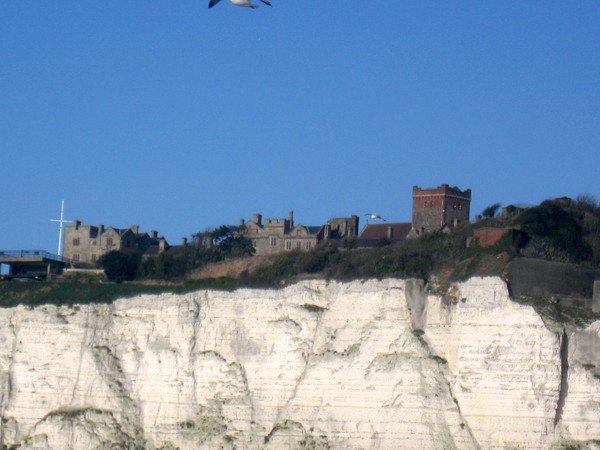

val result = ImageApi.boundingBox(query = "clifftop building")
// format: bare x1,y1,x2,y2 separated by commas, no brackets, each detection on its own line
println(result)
242,211,359,256
63,221,164,266
411,184,471,235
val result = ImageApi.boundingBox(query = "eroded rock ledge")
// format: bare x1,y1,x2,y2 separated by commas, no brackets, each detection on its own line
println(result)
0,277,599,449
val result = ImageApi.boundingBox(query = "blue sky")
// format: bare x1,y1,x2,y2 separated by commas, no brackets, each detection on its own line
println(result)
1,1,599,252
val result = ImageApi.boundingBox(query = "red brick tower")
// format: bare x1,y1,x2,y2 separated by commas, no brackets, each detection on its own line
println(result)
411,184,471,235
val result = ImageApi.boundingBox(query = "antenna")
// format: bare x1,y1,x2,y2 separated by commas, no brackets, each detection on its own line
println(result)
50,200,73,256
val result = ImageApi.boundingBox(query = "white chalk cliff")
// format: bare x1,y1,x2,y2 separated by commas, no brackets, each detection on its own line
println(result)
0,277,599,449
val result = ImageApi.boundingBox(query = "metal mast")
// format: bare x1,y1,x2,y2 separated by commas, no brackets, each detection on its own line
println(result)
50,200,72,256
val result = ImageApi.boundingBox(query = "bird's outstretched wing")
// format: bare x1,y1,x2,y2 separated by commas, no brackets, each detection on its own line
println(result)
208,0,222,8
260,0,272,5
365,213,386,221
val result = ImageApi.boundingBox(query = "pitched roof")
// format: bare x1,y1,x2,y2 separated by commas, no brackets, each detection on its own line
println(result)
358,222,412,242
306,226,323,235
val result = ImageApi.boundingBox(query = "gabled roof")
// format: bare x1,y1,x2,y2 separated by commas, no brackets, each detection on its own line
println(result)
306,226,322,235
289,224,314,236
358,222,412,243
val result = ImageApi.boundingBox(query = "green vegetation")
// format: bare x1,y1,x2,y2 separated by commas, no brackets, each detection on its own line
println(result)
0,277,238,308
96,225,255,282
481,202,501,218
238,196,600,288
300,304,328,313
511,295,600,328
1,195,599,308
516,198,594,263
97,251,140,281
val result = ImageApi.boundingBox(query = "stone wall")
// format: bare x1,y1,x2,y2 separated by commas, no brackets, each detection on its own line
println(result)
63,222,159,266
505,257,598,302
243,212,358,256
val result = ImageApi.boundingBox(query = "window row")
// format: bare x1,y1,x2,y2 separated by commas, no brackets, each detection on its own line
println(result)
72,238,114,246
71,254,97,262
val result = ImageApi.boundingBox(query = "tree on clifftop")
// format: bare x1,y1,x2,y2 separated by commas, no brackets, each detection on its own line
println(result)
97,250,140,281
210,225,255,258
481,203,501,219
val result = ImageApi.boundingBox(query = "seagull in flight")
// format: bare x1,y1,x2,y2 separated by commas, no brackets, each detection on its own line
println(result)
365,213,386,222
209,0,271,8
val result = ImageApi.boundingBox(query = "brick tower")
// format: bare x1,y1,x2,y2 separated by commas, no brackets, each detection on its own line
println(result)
411,184,471,235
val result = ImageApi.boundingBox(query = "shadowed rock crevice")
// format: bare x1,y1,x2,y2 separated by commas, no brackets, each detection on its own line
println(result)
554,329,569,427
405,279,428,331
91,345,145,445
0,317,19,446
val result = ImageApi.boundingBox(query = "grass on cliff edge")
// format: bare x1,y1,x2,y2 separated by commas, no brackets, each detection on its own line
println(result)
0,225,519,307
0,276,239,308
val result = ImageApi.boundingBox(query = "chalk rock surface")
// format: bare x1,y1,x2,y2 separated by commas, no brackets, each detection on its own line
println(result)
0,277,599,449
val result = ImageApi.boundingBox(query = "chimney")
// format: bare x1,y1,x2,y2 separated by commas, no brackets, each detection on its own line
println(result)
74,220,81,230
151,230,158,239
240,218,245,226
158,238,167,254
387,227,394,240
98,224,104,234
289,210,294,227
181,237,188,246
253,213,262,226
131,225,139,234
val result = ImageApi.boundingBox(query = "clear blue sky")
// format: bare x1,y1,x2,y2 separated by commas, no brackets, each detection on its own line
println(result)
1,1,599,252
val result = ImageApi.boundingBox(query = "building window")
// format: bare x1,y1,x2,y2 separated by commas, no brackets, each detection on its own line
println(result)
286,241,292,250
306,242,312,249
92,240,97,246
91,254,97,262
106,238,114,247
270,237,276,246
72,238,80,246
72,254,80,262
297,242,302,249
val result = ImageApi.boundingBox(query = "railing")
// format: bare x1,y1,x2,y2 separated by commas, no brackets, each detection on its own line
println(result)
0,250,69,263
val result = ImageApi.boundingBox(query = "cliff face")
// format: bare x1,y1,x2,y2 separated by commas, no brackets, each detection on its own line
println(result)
0,278,599,449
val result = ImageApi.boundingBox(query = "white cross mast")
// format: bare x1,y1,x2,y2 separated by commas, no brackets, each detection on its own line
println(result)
50,200,73,256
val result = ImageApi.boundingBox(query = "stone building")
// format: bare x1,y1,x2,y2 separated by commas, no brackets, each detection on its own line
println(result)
242,211,359,256
63,221,163,266
411,184,471,235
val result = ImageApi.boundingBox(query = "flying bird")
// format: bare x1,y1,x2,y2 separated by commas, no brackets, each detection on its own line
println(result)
365,213,386,221
209,0,271,8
